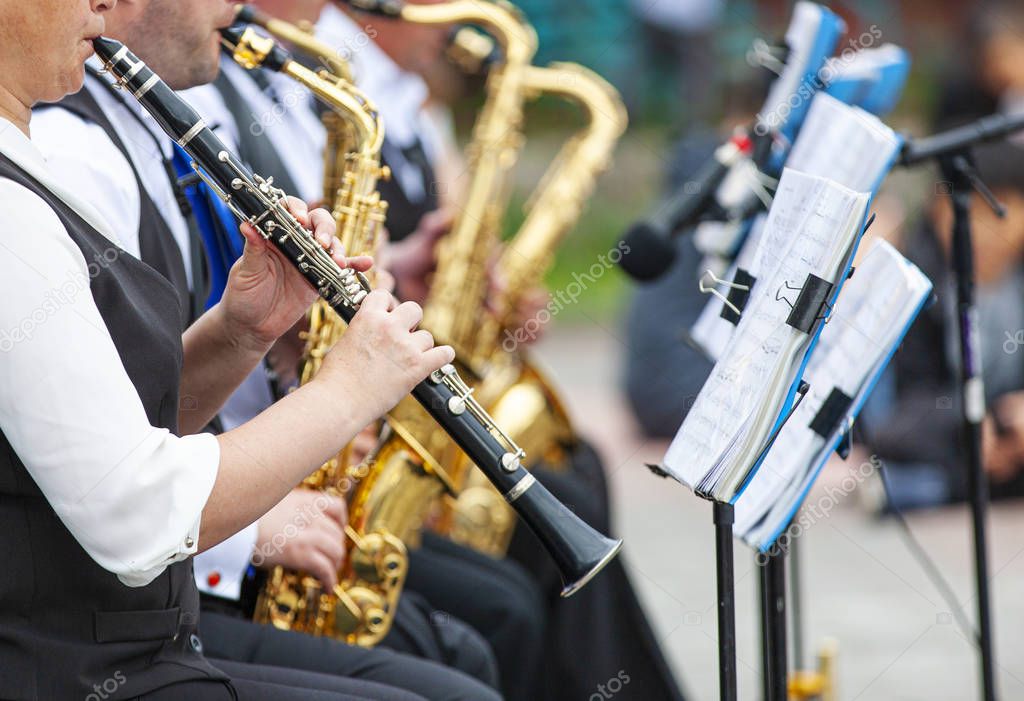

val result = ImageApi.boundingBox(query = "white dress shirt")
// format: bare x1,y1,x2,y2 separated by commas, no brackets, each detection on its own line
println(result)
0,117,220,587
33,62,194,286
315,5,440,202
181,56,327,205
32,77,261,599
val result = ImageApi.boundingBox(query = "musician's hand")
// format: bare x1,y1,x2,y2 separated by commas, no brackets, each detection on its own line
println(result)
253,489,348,590
317,289,455,419
221,197,373,351
487,265,550,346
983,393,1024,483
384,208,453,304
348,422,382,467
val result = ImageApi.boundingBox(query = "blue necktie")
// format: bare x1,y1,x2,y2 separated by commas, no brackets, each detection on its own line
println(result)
171,145,245,308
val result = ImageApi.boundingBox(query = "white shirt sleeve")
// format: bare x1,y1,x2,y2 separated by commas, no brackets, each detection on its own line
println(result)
0,179,220,588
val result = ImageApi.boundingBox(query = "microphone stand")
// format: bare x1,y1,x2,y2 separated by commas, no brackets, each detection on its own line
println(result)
899,111,1024,701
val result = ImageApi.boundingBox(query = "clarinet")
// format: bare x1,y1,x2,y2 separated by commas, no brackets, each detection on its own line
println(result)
92,37,621,596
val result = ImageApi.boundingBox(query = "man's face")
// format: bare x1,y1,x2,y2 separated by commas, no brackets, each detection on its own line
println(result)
981,30,1024,97
109,0,236,90
0,0,110,105
253,0,328,25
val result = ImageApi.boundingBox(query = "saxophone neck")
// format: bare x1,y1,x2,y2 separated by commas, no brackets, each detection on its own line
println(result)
235,3,355,83
223,24,384,153
484,63,627,346
347,0,537,62
416,4,540,352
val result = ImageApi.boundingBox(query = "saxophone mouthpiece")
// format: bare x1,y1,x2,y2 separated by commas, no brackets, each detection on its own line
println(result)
220,24,292,73
344,0,405,18
234,3,274,29
234,3,257,23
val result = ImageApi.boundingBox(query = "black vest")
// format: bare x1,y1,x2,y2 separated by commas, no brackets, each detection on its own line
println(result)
377,138,438,243
0,156,227,700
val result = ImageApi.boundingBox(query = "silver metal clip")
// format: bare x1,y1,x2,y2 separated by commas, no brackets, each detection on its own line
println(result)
746,38,787,76
699,269,750,318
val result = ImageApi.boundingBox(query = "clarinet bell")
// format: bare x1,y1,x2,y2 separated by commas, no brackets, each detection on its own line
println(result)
511,477,622,597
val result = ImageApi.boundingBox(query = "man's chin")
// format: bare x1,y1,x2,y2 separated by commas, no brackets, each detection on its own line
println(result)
162,54,220,91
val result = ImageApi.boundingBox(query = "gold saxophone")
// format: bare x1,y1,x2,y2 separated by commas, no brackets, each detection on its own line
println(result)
444,61,628,554
346,0,627,555
224,21,449,647
349,0,546,545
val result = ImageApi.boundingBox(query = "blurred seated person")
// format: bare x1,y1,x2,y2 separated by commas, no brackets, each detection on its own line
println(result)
866,141,1024,509
621,122,753,438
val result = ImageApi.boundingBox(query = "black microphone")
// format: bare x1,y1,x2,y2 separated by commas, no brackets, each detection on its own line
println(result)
901,111,1024,165
618,137,746,281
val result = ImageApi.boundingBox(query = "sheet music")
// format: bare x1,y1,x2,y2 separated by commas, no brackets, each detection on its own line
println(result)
759,2,840,135
663,170,869,495
787,92,902,193
735,241,932,548
825,44,908,84
691,95,902,361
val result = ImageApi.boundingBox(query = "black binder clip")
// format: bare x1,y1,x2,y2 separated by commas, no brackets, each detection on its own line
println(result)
777,273,834,334
809,387,855,459
700,269,755,324
723,269,757,325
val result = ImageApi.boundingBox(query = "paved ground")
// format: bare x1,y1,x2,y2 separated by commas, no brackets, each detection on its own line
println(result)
531,324,1024,701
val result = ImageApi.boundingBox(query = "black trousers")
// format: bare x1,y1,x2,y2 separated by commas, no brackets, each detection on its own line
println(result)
135,658,425,700
508,442,688,701
407,534,546,701
382,588,501,687
198,608,501,701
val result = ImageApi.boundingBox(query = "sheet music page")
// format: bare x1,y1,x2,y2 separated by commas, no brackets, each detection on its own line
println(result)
825,44,906,83
735,241,932,546
759,2,827,134
786,92,901,192
663,170,867,490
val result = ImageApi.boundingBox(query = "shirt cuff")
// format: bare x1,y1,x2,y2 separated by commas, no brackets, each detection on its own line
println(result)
193,522,260,600
113,431,221,587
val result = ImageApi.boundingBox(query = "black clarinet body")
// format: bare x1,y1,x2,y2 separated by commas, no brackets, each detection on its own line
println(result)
92,37,620,596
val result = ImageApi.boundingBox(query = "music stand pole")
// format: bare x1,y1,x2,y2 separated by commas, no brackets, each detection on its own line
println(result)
942,153,997,701
714,501,738,701
789,532,805,673
759,547,788,700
